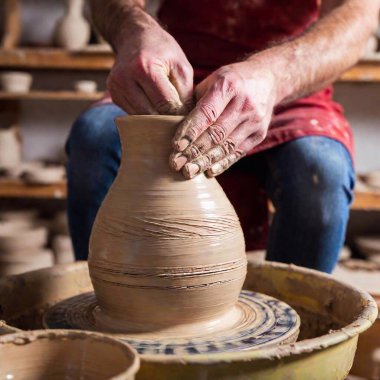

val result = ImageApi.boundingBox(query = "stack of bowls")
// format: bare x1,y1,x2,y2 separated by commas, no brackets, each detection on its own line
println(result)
356,235,380,264
0,210,53,276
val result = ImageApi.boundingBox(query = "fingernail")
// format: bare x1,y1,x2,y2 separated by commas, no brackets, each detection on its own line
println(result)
175,138,190,152
183,163,200,179
172,155,188,171
209,164,222,176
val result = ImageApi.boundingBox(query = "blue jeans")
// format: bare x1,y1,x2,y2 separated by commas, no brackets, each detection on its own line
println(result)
66,104,355,273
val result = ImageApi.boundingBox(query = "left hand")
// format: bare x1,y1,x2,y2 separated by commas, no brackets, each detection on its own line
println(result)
170,61,277,178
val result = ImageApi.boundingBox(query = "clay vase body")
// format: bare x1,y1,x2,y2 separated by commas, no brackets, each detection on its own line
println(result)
55,0,90,50
89,116,247,334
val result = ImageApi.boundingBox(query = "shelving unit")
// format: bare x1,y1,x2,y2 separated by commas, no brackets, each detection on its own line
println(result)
0,179,66,199
0,47,380,211
0,177,378,212
0,90,104,101
1,48,380,81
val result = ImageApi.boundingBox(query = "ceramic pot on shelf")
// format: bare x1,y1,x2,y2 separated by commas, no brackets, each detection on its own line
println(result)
0,127,21,169
55,0,90,51
89,115,247,334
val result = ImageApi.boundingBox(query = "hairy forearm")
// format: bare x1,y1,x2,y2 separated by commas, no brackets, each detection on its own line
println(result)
248,0,380,104
90,0,157,51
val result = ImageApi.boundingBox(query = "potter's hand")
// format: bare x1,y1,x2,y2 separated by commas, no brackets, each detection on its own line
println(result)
170,62,276,178
107,10,193,115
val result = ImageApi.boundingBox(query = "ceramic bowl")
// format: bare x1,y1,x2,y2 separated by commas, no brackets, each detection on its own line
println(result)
0,225,48,252
0,249,54,276
74,80,98,94
0,209,39,222
0,330,140,380
356,235,380,257
21,165,65,185
0,71,33,93
363,171,380,190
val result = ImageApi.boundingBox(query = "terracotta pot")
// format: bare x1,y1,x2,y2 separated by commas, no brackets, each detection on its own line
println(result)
0,330,140,380
0,72,33,93
0,127,22,169
89,115,246,333
55,0,90,50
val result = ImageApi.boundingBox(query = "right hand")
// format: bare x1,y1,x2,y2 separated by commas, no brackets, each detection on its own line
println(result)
107,11,194,115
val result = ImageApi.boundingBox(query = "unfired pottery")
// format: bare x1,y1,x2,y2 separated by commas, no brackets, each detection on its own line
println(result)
21,165,65,185
74,80,98,93
355,235,380,257
0,329,140,380
0,127,22,169
0,209,38,223
0,71,33,93
0,249,54,276
52,235,75,265
0,225,47,252
55,0,90,50
89,116,247,334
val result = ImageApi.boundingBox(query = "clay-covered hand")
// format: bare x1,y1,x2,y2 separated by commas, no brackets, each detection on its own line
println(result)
170,62,276,178
107,12,193,115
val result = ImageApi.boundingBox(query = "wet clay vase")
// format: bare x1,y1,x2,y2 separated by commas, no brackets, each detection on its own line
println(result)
55,0,90,51
89,115,247,334
0,330,140,380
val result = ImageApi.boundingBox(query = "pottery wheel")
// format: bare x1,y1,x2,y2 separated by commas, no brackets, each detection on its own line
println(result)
44,290,300,355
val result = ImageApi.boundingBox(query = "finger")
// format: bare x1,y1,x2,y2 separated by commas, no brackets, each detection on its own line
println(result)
172,98,243,169
179,117,251,177
172,83,235,152
139,66,185,115
108,79,156,115
206,150,245,177
109,85,137,114
181,139,237,179
205,127,267,178
170,63,194,112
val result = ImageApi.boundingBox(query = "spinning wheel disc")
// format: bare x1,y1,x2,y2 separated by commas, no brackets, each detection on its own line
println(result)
44,290,300,355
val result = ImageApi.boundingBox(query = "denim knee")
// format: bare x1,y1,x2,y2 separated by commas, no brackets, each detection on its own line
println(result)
269,137,355,227
66,104,125,159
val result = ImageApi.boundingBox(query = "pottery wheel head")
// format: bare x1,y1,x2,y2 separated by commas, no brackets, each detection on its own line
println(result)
44,290,300,356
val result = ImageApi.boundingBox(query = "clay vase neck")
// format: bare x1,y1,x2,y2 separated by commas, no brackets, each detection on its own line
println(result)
89,115,247,335
65,0,85,17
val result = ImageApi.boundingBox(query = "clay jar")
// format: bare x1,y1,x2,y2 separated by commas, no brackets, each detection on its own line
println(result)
89,115,247,334
54,0,90,50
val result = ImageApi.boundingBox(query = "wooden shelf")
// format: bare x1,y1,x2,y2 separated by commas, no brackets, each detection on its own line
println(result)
0,178,378,211
0,90,104,101
1,49,380,82
0,179,66,199
340,60,380,82
0,48,114,71
351,190,380,211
